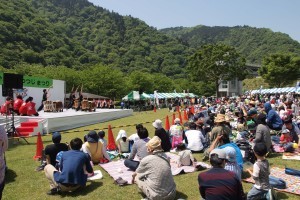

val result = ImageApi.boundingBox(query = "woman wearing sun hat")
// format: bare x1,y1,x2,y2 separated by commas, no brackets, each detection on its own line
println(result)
132,136,176,200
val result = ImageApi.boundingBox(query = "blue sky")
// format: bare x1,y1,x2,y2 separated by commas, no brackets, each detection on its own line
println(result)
89,0,300,42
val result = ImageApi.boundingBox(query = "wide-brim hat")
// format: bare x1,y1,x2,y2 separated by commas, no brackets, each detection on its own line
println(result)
146,136,162,150
152,119,163,129
87,130,99,143
214,114,226,123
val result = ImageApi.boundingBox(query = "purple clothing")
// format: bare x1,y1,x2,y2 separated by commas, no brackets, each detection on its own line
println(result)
54,150,93,186
198,168,243,200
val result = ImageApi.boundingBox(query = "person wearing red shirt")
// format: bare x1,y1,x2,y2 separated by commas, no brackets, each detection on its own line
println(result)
19,98,29,116
1,97,13,115
26,97,39,116
13,95,23,115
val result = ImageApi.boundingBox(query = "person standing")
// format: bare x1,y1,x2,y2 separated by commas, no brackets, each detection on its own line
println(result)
67,86,77,109
76,85,83,111
38,88,50,112
0,125,8,199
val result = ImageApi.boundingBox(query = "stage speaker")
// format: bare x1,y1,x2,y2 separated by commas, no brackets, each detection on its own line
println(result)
2,86,13,97
3,73,23,89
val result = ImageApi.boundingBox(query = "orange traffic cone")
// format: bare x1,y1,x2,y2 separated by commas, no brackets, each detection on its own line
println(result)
172,113,176,125
33,132,44,160
183,110,188,121
107,125,117,151
154,106,156,112
178,111,183,124
165,115,170,131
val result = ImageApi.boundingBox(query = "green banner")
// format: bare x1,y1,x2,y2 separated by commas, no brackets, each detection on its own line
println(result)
23,76,53,88
0,73,53,88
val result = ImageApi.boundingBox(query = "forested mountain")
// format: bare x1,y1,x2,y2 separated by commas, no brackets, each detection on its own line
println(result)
1,0,300,86
160,25,300,64
0,0,190,77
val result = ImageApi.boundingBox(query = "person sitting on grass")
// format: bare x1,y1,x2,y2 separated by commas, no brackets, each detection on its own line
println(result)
44,138,93,195
98,130,107,149
198,148,244,200
81,131,110,164
176,143,196,167
116,130,130,154
36,132,69,171
247,143,270,200
132,136,176,200
124,128,150,171
264,102,283,131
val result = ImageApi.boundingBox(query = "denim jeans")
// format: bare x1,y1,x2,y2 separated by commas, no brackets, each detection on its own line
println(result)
247,186,268,200
124,159,140,171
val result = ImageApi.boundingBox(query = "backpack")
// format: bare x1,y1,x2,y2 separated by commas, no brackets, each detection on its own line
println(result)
235,139,255,163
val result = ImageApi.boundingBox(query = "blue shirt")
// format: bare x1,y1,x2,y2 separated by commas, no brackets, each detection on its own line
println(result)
54,150,93,186
218,143,243,170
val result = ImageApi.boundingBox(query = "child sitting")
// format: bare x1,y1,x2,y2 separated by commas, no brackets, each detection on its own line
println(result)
280,129,294,152
98,130,107,150
247,143,270,200
116,130,130,154
176,143,195,167
236,123,248,141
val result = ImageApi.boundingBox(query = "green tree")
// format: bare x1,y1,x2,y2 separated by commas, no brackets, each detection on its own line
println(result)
127,71,154,94
243,77,269,92
258,54,300,87
187,44,246,96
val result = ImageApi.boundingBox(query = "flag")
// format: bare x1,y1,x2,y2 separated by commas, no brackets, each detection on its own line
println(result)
154,90,159,106
259,85,263,94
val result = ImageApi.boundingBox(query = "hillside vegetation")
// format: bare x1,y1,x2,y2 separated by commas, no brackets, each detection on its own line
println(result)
161,25,300,64
0,0,189,77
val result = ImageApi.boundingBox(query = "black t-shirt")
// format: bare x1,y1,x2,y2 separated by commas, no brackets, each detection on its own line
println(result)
42,92,47,101
155,128,172,152
45,143,69,166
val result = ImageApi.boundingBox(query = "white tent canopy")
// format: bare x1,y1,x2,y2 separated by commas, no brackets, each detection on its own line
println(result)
249,87,299,94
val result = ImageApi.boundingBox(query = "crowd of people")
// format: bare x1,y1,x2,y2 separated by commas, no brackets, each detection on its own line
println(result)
4,91,297,199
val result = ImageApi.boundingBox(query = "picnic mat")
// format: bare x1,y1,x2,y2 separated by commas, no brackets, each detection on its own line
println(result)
273,144,284,153
166,152,211,175
99,152,211,185
243,167,300,195
282,152,300,160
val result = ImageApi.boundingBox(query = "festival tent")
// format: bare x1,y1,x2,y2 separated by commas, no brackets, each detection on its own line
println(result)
250,87,298,94
148,92,198,99
122,91,152,101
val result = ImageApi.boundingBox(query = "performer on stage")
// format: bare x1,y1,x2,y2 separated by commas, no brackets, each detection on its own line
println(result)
76,85,83,111
67,85,77,109
38,87,51,112
27,97,39,116
13,95,23,115
0,97,13,115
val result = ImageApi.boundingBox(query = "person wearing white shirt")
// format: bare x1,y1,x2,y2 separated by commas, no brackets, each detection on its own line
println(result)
184,122,206,152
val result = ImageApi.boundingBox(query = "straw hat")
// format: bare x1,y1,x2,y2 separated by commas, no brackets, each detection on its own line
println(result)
146,136,162,150
214,114,226,123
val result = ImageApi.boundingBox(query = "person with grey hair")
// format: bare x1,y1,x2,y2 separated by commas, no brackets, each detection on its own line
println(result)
132,136,176,200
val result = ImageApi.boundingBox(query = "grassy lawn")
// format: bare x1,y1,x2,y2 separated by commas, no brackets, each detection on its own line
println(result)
3,109,300,200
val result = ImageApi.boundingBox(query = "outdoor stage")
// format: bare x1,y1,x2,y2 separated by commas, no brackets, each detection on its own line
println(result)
7,109,133,135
